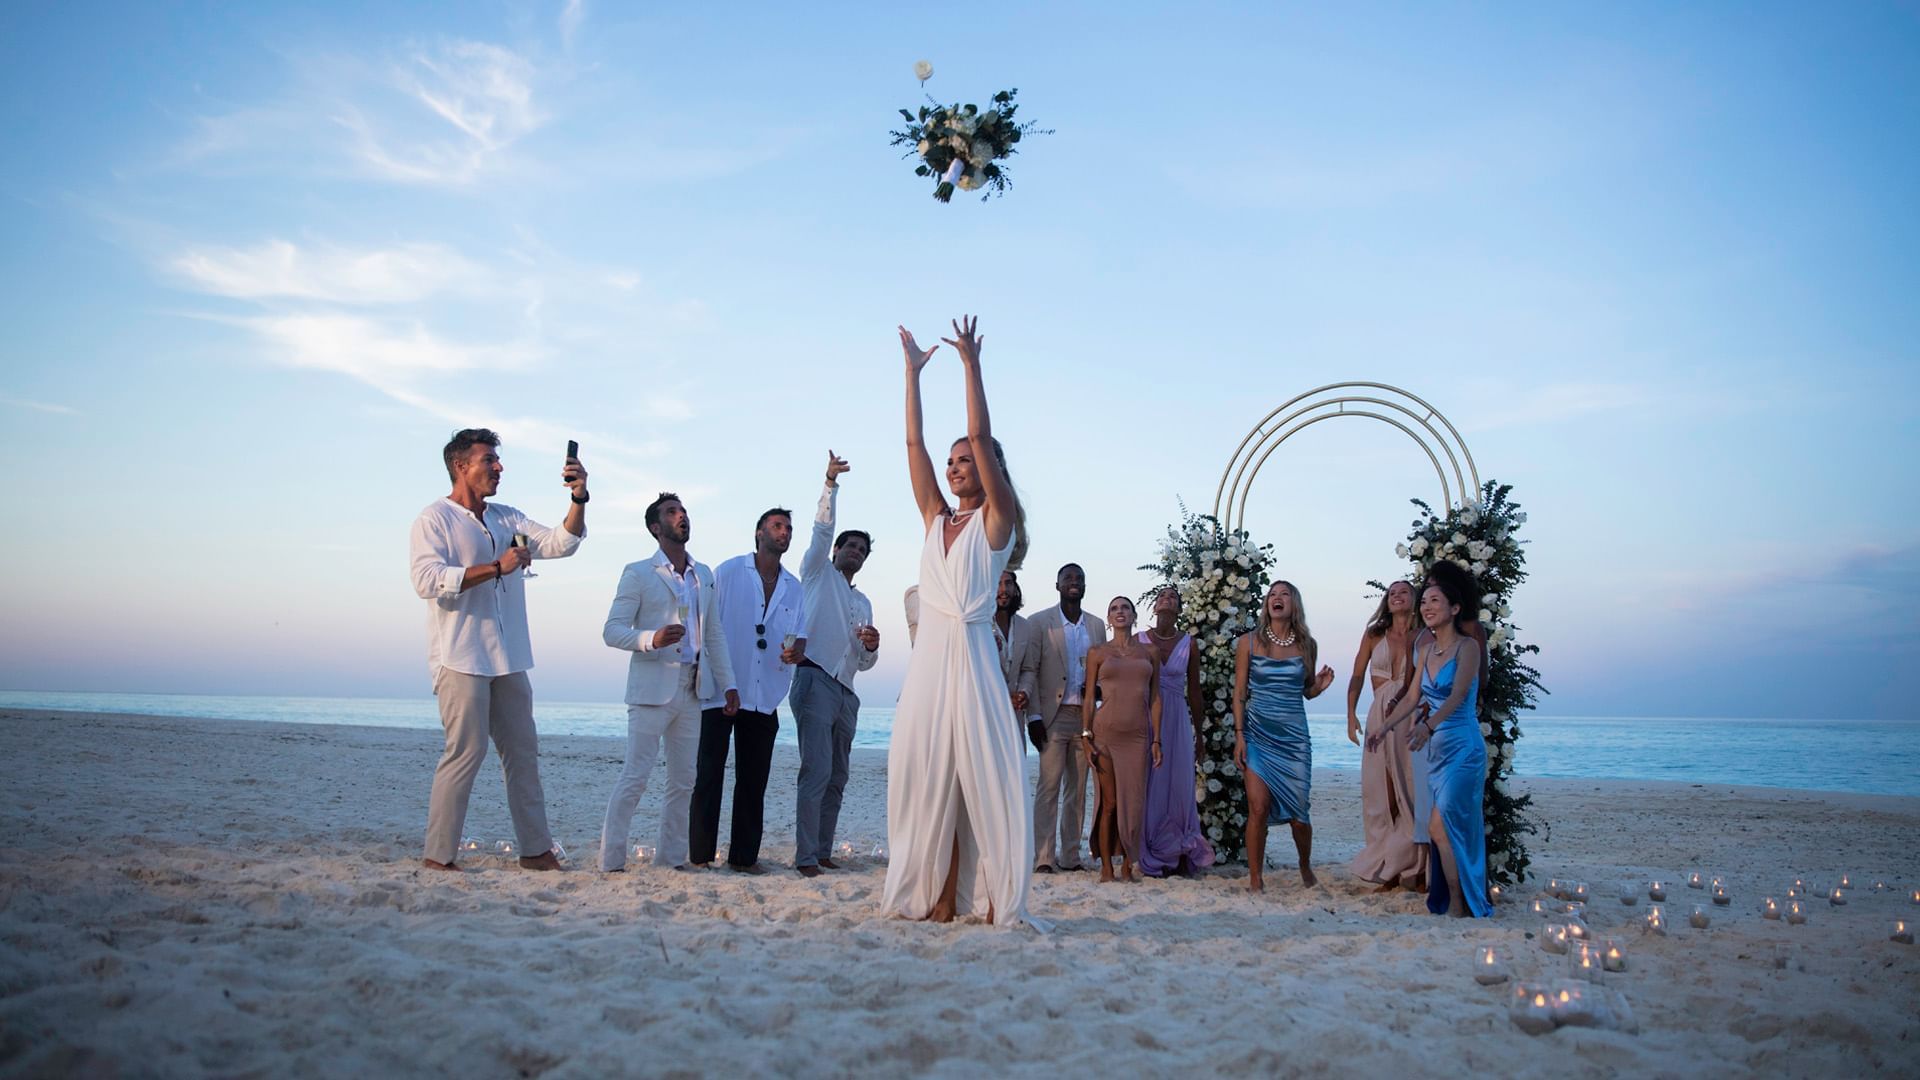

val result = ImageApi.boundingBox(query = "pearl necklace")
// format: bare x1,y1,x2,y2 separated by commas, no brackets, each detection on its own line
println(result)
947,506,980,523
1262,625,1297,648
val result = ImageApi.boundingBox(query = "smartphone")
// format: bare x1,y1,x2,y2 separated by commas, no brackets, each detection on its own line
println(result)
566,440,579,462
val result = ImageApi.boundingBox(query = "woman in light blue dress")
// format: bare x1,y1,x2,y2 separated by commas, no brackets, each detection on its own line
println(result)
1404,576,1492,917
1232,580,1335,891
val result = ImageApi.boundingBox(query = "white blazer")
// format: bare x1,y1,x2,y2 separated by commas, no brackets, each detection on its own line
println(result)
603,550,736,707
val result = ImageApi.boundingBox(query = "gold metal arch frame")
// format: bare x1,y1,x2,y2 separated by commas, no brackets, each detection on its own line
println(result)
1212,382,1480,534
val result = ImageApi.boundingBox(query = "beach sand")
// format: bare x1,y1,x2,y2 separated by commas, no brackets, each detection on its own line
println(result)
2,708,1916,1077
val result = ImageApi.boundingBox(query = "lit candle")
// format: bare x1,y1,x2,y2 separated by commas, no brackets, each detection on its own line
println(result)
1541,923,1571,954
1687,871,1704,889
1787,884,1802,899
1830,887,1848,907
1563,901,1587,919
1644,907,1667,935
1510,987,1556,1035
1602,939,1627,973
1871,880,1888,892
1689,904,1711,929
1786,900,1808,925
1909,888,1920,906
1572,881,1590,904
1791,876,1806,891
1762,897,1781,920
1648,881,1668,901
1712,884,1731,907
1566,921,1591,941
1548,877,1567,899
1618,882,1638,906
1894,920,1914,945
494,839,517,858
1569,942,1604,983
1548,982,1589,1025
1531,899,1551,917
1474,946,1510,984
1838,874,1852,889
1489,885,1504,904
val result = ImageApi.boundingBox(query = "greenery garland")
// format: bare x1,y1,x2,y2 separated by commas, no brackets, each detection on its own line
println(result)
1383,481,1547,886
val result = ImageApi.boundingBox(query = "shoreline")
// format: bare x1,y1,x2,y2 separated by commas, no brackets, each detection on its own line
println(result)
4,709,1917,1075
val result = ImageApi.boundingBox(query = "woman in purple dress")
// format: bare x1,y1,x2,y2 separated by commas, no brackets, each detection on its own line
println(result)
1138,588,1215,877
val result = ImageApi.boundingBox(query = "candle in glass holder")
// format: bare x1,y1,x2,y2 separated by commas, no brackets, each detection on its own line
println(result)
1712,884,1731,906
1688,904,1711,929
1893,920,1914,945
1510,986,1555,1034
1762,897,1781,920
1531,898,1552,917
633,843,655,866
1870,879,1888,892
1569,942,1604,983
1838,874,1852,889
1787,884,1802,899
494,839,517,859
1540,923,1571,954
459,836,482,857
1566,921,1591,942
1474,946,1510,984
1489,885,1504,904
1649,880,1668,901
1644,906,1667,935
1791,876,1806,891
1548,982,1589,1025
1548,877,1567,900
1786,900,1808,925
1830,887,1848,907
1563,901,1587,920
1687,871,1704,889
1909,888,1920,906
1602,939,1628,972
1572,881,1590,904
1618,882,1638,906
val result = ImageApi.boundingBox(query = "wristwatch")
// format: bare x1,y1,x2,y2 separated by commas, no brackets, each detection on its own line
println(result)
1080,729,1093,738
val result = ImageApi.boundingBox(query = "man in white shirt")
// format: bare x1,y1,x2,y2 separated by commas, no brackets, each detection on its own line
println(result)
690,507,804,873
789,451,879,877
1027,562,1107,873
599,493,738,872
408,428,587,872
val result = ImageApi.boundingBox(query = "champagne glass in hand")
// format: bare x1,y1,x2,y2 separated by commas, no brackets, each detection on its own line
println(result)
512,533,537,579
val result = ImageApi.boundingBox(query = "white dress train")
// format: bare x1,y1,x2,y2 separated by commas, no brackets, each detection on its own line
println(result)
880,511,1044,929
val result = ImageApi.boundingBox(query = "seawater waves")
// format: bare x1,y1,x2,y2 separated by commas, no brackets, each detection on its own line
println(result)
1,691,1913,797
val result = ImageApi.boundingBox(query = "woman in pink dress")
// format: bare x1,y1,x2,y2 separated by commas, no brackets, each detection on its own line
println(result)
1138,587,1215,878
1346,580,1424,890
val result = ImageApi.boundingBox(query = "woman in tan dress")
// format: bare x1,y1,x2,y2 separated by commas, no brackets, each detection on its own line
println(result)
1347,580,1424,890
1082,596,1161,883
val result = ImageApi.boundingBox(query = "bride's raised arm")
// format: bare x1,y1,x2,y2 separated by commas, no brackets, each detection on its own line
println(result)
900,325,946,529
944,315,1015,553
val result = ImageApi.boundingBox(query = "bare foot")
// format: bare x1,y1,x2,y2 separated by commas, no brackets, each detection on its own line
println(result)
928,900,956,923
422,858,461,872
519,850,563,872
1122,863,1138,883
1408,875,1427,892
1248,872,1265,893
1299,866,1319,888
1099,864,1116,883
1371,879,1400,894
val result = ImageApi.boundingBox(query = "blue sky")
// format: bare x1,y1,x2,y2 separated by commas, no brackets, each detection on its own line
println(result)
2,2,1915,719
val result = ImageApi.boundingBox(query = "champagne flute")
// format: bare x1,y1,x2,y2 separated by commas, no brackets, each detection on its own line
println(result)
512,533,537,579
781,632,797,669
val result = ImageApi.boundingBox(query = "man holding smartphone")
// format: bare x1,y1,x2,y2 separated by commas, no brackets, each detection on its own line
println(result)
408,428,587,871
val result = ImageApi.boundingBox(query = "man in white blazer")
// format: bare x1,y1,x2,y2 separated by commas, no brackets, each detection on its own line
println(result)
598,492,738,872
1026,562,1106,872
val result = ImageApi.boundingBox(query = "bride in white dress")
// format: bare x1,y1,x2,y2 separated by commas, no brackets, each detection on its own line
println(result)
880,315,1042,928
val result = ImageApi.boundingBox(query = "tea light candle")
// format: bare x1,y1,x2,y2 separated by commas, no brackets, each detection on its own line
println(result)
1602,939,1628,972
1786,900,1808,925
1830,887,1847,907
1531,899,1552,917
1619,882,1638,906
1762,897,1781,920
1648,881,1668,901
1838,874,1852,889
1689,904,1711,929
1474,946,1510,984
494,839,517,858
633,843,655,865
1909,888,1920,906
1510,987,1556,1035
1548,982,1588,1024
1687,871,1704,889
1569,942,1604,983
1791,876,1806,891
1563,901,1587,919
459,837,482,856
1644,907,1667,935
1566,921,1591,941
1489,885,1504,904
1572,881,1590,904
1787,884,1803,899
1712,884,1731,906
1870,879,1888,892
1548,877,1567,900
1893,920,1914,945
1541,923,1571,954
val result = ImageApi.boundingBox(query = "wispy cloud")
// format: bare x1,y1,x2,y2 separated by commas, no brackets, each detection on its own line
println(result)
171,240,489,303
232,311,539,383
558,0,586,51
0,396,79,416
342,40,545,186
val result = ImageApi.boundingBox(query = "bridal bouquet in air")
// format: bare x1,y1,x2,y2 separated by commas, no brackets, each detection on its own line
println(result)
890,87,1050,202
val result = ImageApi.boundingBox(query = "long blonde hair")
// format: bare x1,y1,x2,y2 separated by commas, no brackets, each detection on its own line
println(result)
1257,579,1318,672
987,436,1029,571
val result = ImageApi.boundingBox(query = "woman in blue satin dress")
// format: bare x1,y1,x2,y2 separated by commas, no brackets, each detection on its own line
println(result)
1232,581,1336,891
1403,577,1492,917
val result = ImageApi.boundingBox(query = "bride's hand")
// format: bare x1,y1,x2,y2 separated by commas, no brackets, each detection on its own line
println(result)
939,314,982,366
898,325,940,372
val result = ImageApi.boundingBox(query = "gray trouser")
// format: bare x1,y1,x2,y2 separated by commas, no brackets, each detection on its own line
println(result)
792,665,859,868
1032,703,1089,869
424,668,552,866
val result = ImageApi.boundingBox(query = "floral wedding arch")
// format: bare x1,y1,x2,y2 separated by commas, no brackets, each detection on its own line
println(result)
1144,383,1545,885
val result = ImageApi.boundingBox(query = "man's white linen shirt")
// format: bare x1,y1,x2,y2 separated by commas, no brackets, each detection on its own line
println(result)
798,481,877,689
1061,613,1091,706
409,498,583,679
702,554,804,713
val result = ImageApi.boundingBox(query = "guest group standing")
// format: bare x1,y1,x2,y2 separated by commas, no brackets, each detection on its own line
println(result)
406,315,1495,924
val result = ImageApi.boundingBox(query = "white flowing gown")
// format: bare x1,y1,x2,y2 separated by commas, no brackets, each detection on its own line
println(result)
880,511,1043,928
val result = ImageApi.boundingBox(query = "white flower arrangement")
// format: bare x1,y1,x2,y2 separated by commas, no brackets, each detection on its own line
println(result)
892,89,1051,202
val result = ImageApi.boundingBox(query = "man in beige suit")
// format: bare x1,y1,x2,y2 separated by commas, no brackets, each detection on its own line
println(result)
992,570,1041,752
1026,562,1106,872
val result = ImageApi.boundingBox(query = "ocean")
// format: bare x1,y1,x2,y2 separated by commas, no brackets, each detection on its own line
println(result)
2,690,1912,797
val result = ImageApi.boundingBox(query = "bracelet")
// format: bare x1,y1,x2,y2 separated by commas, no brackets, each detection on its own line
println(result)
571,491,590,504
1080,729,1093,738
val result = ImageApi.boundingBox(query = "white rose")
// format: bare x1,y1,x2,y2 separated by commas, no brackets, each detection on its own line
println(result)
1395,543,1409,559
970,139,994,164
1452,532,1468,546
1480,722,1492,736
1461,507,1479,526
914,60,934,82
1479,608,1492,624
956,170,982,191
1454,557,1470,570
1211,568,1224,579
1482,592,1498,605
1237,555,1251,568
916,139,931,156
1409,538,1428,555
1472,561,1488,576
1499,603,1511,618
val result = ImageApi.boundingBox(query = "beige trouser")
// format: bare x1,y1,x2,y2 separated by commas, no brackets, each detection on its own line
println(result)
424,668,552,865
1032,703,1089,869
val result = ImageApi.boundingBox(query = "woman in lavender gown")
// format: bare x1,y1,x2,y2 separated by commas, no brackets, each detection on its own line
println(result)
1138,587,1214,878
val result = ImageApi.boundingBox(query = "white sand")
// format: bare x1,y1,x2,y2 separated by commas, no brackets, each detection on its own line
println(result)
2,708,1916,1077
